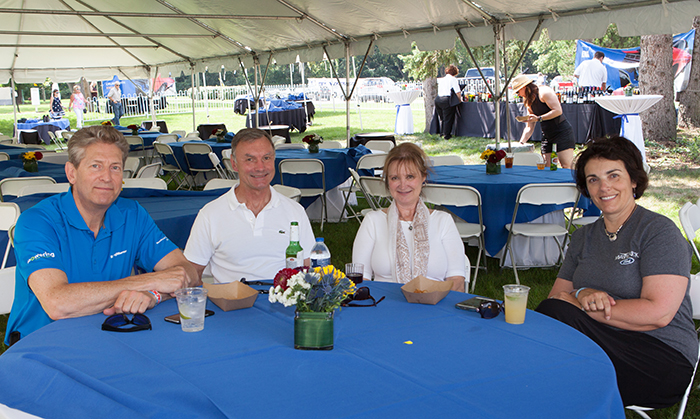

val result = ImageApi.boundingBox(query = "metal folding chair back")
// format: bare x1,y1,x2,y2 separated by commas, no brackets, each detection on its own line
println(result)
204,178,239,191
275,143,306,150
364,140,394,153
319,141,343,149
680,202,700,266
500,183,580,284
208,152,229,179
156,134,179,144
153,142,190,189
431,155,464,166
40,152,70,165
122,178,167,190
136,162,162,178
61,131,74,141
0,202,20,270
359,176,391,210
272,184,302,203
0,266,16,315
279,158,327,230
422,184,485,291
512,153,542,167
356,154,387,178
0,152,8,161
18,183,70,197
182,142,217,180
0,176,56,201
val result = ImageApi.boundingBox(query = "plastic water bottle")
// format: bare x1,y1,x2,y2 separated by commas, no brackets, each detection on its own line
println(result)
310,238,331,268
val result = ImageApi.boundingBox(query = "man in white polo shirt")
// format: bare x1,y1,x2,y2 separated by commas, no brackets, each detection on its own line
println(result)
573,51,608,90
184,128,315,283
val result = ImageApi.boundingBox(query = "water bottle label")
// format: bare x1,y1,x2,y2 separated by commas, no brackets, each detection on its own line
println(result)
311,258,331,268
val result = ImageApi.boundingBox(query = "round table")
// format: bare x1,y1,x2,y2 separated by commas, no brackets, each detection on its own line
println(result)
0,282,624,418
387,90,421,135
595,95,663,162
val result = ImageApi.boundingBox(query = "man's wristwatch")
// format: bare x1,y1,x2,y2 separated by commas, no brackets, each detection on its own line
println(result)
538,116,543,122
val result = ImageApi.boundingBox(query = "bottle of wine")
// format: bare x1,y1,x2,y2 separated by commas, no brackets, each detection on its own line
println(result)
550,144,558,171
285,221,304,269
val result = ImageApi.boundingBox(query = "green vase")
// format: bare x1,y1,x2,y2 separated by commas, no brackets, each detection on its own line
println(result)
131,130,139,136
23,160,38,173
308,143,320,154
294,311,334,350
486,162,501,175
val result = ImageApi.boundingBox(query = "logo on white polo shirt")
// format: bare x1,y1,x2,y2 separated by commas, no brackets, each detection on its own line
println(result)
27,252,55,264
615,250,639,266
110,250,128,259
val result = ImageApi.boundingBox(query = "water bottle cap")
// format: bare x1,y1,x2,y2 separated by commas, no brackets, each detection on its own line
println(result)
316,237,324,242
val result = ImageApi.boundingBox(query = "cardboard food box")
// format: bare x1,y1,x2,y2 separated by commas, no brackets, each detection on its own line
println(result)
203,281,258,311
400,275,452,305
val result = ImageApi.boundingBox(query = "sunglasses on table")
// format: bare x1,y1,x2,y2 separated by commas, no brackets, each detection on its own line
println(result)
240,278,273,294
342,287,385,307
101,313,152,332
476,301,504,319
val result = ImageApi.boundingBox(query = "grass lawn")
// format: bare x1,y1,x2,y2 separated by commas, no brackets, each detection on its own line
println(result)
2,102,700,418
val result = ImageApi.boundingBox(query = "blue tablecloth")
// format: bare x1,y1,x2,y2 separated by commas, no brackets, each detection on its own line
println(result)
430,165,598,256
15,118,70,145
0,160,68,184
0,282,624,418
0,145,34,160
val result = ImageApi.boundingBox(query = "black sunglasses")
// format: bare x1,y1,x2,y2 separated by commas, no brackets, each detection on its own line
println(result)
476,301,504,319
342,286,385,307
101,313,152,332
240,278,273,294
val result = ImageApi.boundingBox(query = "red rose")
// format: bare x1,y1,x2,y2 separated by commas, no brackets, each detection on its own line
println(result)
34,151,43,160
302,135,314,144
273,268,299,290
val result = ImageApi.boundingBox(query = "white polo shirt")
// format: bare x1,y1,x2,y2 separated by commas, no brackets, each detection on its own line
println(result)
574,59,607,88
184,185,315,283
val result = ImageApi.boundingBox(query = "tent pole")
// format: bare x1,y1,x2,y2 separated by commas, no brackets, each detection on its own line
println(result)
190,65,196,132
150,66,158,128
494,25,501,151
345,42,351,146
10,73,18,141
254,57,259,128
502,26,512,151
203,68,209,122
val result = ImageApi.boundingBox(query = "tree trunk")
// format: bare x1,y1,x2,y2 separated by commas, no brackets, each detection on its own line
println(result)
423,77,437,133
640,34,676,142
678,16,700,129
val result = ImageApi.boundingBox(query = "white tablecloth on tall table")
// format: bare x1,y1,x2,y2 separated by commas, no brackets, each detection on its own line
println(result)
594,95,663,162
387,90,420,135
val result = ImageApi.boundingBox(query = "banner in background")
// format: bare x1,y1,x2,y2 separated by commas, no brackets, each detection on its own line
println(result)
575,29,694,92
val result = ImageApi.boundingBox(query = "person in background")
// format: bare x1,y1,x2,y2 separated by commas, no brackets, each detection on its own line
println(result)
184,128,314,283
90,81,100,113
574,51,607,90
536,136,696,408
512,74,575,169
536,72,546,85
352,143,466,291
434,64,462,140
106,81,123,126
5,125,199,346
49,89,64,119
69,85,86,129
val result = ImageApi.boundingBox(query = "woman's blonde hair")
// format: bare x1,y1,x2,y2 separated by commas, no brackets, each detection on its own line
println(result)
382,142,432,188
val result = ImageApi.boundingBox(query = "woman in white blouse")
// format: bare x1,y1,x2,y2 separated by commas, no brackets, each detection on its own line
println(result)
352,143,466,291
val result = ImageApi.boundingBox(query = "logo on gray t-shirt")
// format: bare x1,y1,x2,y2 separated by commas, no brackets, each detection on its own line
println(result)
615,250,639,265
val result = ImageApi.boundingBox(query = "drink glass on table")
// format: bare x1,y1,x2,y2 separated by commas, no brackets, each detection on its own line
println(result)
174,287,208,332
502,285,530,324
536,153,545,170
505,152,514,169
345,263,364,285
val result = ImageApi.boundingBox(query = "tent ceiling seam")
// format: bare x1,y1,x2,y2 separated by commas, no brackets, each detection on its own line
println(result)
0,8,299,19
277,0,347,41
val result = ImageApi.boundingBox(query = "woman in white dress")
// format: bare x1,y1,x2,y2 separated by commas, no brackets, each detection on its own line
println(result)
352,143,466,291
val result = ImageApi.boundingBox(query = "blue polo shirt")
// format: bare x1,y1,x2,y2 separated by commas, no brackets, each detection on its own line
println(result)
5,190,177,345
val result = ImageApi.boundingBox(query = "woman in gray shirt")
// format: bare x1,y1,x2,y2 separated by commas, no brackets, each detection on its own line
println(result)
537,136,696,408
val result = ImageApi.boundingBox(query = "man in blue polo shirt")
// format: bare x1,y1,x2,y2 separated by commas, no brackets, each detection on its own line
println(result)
5,125,199,346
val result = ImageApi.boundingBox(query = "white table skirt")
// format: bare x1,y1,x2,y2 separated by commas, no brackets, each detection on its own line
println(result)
387,90,420,135
493,210,569,267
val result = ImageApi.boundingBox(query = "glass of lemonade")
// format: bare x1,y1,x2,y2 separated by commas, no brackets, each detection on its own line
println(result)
503,285,530,324
174,287,208,332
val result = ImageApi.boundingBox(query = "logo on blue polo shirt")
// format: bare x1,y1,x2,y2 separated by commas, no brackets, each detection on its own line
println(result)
110,250,128,259
27,252,55,264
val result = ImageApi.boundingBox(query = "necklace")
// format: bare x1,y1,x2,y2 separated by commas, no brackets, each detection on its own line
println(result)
603,205,637,242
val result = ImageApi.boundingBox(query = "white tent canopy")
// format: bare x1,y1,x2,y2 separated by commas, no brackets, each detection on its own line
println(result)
2,0,700,83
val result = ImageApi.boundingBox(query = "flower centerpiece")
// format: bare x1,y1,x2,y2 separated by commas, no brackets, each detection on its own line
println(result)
213,128,227,143
302,133,323,153
127,124,140,136
101,120,112,126
269,265,356,350
21,151,43,173
624,83,634,97
480,149,507,174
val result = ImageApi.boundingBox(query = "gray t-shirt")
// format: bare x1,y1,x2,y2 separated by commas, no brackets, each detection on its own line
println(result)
558,205,697,365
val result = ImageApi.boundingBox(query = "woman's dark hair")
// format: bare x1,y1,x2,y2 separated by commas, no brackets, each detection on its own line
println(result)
521,82,540,109
573,136,648,199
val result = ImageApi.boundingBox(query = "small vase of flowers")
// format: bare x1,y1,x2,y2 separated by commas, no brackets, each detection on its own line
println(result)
624,83,634,97
127,124,140,136
22,151,43,173
101,121,112,126
269,265,356,350
302,134,323,153
480,149,506,174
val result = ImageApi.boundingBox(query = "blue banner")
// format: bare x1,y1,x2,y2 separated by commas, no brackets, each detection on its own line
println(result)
575,29,694,91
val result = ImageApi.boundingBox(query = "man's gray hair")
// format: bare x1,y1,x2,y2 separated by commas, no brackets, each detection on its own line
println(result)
67,125,129,168
230,128,274,160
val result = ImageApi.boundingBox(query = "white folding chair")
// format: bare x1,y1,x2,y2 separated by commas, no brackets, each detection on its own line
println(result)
61,131,74,142
364,140,394,153
359,176,392,210
18,182,71,197
500,183,580,284
185,132,201,140
47,131,65,150
0,266,16,315
0,176,56,201
156,134,179,144
356,153,387,177
422,184,485,292
204,178,239,191
171,130,186,138
136,162,162,178
680,202,700,268
123,156,141,179
275,143,306,150
220,149,238,180
512,152,542,167
319,141,343,149
153,142,191,190
279,159,327,230
124,135,147,162
39,152,70,165
273,184,302,203
182,142,218,183
0,152,8,161
0,202,20,270
122,178,167,190
431,155,464,166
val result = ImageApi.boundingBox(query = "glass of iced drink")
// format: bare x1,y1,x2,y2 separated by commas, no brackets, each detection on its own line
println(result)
174,287,208,332
502,285,530,324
